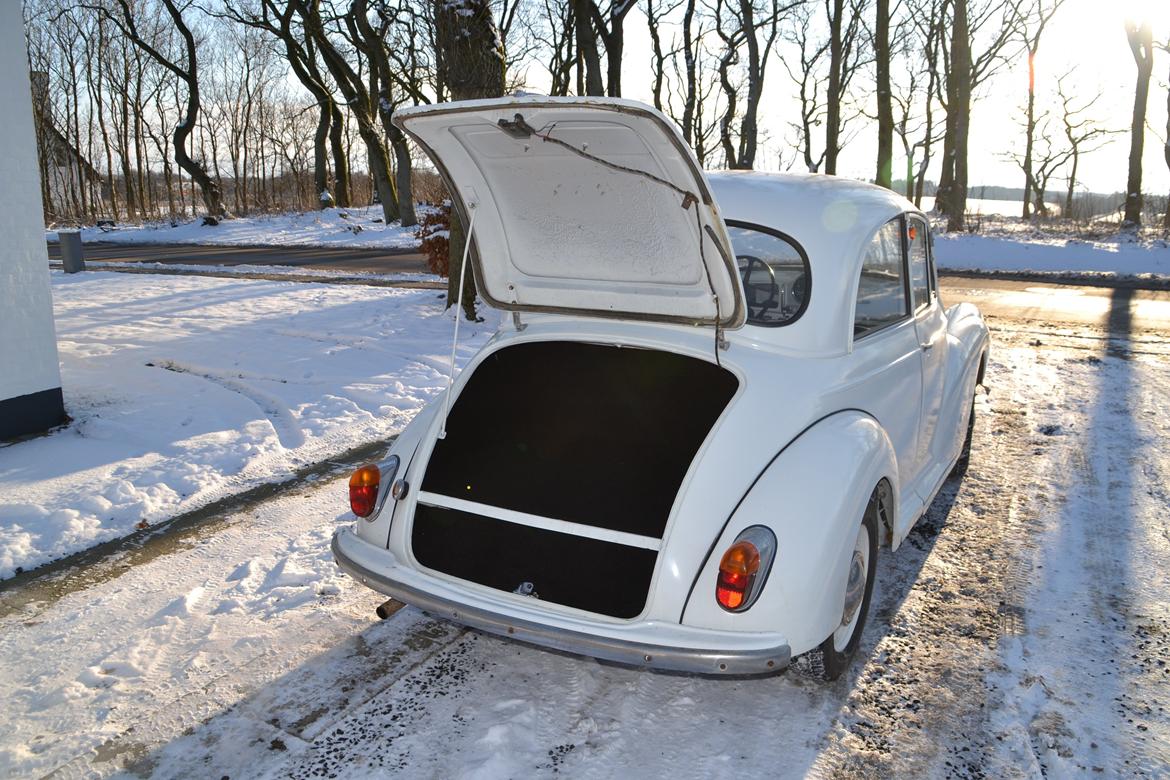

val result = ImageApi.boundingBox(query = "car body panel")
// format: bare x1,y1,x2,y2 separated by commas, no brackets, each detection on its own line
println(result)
336,101,989,675
679,411,898,654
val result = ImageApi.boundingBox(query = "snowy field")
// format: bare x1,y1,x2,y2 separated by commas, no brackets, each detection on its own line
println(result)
45,206,421,250
0,317,1166,777
935,232,1170,280
0,272,497,579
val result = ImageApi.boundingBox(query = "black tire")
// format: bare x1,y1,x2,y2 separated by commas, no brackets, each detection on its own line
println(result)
950,391,977,479
797,493,880,682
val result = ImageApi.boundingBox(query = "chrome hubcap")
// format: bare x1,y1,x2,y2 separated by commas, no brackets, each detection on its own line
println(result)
841,550,866,625
833,523,870,653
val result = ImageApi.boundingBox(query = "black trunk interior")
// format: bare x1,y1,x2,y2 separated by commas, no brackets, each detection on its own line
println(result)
414,341,737,618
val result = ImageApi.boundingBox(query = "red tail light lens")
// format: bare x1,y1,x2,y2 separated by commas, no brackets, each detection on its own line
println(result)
349,464,381,518
716,540,761,611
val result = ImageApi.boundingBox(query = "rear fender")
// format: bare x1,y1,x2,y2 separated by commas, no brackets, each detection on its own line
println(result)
680,411,897,655
353,397,443,548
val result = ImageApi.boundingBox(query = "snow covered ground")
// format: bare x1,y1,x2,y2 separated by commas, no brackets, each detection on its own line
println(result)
0,320,1166,778
45,206,421,250
935,231,1170,279
0,272,497,579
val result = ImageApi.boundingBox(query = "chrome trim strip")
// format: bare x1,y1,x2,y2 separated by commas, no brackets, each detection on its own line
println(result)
333,532,790,676
416,491,662,551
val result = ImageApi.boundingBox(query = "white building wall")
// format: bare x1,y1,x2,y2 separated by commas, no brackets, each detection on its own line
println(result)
0,1,64,427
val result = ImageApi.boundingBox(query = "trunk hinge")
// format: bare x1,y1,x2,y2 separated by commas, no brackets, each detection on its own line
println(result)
512,311,527,332
716,323,729,351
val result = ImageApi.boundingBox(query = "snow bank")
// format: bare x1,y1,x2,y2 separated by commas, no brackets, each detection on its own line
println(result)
0,272,497,579
45,206,422,250
936,232,1170,279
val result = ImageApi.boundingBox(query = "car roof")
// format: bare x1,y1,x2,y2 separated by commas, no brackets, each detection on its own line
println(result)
708,171,923,356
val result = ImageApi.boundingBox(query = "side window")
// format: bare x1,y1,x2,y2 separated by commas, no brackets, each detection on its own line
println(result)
727,222,811,327
908,216,930,310
854,218,909,337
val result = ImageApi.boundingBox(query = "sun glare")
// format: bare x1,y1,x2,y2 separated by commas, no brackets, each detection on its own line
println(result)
1115,0,1170,30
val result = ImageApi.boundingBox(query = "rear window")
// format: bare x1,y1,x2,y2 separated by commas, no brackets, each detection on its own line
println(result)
727,222,810,327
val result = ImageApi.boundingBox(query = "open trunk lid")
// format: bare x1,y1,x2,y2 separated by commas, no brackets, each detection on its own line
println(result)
394,97,745,328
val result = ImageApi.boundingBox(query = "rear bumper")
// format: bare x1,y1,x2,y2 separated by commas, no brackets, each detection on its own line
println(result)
332,528,791,676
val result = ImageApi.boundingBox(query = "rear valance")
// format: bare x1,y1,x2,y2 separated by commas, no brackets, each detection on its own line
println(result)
394,97,744,328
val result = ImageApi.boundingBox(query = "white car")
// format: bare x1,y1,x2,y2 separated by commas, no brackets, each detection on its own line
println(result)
332,97,989,680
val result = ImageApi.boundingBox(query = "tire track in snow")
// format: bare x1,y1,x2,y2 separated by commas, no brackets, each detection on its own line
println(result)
151,359,306,449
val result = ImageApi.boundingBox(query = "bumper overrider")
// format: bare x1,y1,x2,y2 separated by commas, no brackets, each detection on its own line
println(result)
332,529,791,676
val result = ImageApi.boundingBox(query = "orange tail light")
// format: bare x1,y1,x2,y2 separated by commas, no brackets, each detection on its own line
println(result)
716,540,761,611
349,464,381,518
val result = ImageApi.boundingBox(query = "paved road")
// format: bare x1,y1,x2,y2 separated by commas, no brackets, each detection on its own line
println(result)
46,240,430,274
47,241,1170,336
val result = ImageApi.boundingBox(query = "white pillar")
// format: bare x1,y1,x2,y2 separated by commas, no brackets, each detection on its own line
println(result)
0,1,65,439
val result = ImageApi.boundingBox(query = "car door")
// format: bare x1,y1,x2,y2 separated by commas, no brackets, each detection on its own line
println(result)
908,215,949,496
849,217,923,497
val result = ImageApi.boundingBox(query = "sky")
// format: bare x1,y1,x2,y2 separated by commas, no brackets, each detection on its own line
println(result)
520,0,1170,199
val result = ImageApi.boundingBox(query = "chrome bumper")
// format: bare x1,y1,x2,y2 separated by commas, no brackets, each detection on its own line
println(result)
332,530,790,676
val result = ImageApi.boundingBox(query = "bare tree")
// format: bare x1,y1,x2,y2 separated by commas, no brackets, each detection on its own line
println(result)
434,0,505,317
1005,107,1068,217
1121,21,1153,228
100,0,227,218
661,2,722,164
783,1,829,171
934,0,1021,230
218,1,354,209
1163,38,1170,230
890,0,945,205
297,0,401,223
350,0,417,226
566,1,635,96
874,0,892,187
712,0,794,170
824,0,869,174
668,0,706,148
1013,0,1066,219
645,0,683,110
536,0,576,95
570,0,606,94
1054,73,1116,217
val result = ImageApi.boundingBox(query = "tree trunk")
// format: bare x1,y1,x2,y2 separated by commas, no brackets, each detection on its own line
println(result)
938,0,970,231
389,127,417,228
434,0,506,318
681,0,698,144
1022,48,1037,219
1123,22,1153,227
1065,151,1078,217
875,0,892,188
732,0,766,170
825,0,844,174
329,103,351,207
1164,60,1170,230
314,103,331,208
571,0,605,96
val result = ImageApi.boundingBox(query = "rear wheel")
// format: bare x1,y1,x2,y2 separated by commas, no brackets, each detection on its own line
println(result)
799,493,879,681
950,380,979,478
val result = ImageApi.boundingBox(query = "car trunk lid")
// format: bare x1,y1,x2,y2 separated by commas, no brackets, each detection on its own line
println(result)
394,97,745,328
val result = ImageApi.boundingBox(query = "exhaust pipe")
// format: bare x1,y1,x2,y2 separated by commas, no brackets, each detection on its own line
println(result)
375,598,401,620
